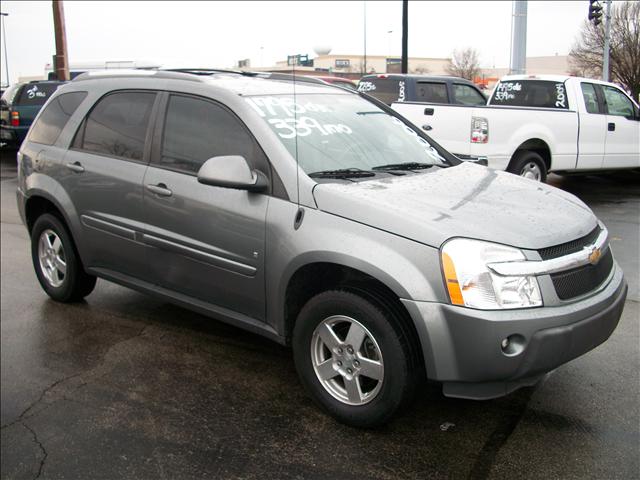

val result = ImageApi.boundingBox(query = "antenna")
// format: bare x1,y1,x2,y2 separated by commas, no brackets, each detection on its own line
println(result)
292,56,300,209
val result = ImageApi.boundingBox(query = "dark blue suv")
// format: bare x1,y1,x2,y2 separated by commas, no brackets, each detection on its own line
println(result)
1,80,65,149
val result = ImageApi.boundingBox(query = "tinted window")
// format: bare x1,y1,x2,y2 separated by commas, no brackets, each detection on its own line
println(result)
81,92,156,161
357,78,404,105
16,83,62,106
491,80,569,109
29,92,87,145
453,84,485,106
581,83,600,114
602,86,634,117
415,82,448,103
159,95,265,174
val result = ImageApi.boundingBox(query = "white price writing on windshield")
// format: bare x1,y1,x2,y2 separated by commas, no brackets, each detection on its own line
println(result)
268,116,352,139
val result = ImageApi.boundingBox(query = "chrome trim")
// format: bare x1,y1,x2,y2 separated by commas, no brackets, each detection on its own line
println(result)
488,228,608,276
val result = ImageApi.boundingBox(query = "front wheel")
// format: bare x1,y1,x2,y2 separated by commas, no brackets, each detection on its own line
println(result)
507,150,547,182
292,290,417,428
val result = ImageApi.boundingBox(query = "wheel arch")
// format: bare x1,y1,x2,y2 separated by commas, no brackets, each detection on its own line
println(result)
508,138,552,172
281,260,425,374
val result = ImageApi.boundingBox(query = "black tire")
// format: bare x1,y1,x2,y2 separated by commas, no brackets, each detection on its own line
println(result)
31,213,96,302
507,150,548,182
292,289,417,428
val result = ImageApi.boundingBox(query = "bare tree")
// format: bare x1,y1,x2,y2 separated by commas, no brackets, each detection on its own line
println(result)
446,47,481,80
570,1,640,100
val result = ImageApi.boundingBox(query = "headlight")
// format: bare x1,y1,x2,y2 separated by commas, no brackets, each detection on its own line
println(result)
441,238,542,309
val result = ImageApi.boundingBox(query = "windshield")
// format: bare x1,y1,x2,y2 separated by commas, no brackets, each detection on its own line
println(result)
245,94,447,175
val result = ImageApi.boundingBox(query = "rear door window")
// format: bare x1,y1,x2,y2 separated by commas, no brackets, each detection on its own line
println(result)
29,92,87,145
491,80,569,109
78,91,156,161
452,84,486,106
157,94,267,175
415,82,449,103
580,83,601,114
357,78,404,105
16,83,62,106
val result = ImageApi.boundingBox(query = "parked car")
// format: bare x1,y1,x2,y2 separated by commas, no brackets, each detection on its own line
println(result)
0,80,66,149
17,70,626,427
358,74,486,106
361,74,640,182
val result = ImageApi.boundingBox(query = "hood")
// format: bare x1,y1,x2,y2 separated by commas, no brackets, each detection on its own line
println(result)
312,163,597,250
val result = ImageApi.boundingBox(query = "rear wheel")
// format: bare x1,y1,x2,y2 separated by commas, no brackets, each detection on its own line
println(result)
31,213,96,302
508,150,547,182
292,290,417,428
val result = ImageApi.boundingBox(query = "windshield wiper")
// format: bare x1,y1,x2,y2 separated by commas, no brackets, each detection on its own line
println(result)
308,168,376,179
372,162,440,171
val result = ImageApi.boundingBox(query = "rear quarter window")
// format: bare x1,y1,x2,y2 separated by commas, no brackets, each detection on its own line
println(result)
491,80,569,109
16,83,63,106
358,78,405,105
28,91,87,145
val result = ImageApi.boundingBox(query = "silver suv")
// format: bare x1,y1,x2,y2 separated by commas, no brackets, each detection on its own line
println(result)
16,70,627,427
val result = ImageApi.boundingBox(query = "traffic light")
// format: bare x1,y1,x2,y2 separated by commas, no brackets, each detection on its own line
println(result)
588,0,603,26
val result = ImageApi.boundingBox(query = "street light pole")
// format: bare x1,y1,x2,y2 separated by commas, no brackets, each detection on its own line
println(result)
401,0,408,74
0,12,9,87
363,1,367,75
602,0,611,82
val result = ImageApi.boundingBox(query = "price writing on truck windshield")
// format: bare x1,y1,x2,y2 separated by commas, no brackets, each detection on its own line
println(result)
493,82,522,102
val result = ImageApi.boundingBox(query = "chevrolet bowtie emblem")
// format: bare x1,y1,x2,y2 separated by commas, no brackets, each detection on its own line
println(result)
588,246,602,265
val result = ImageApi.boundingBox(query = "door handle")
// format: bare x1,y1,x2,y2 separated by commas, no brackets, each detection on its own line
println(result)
66,161,85,173
608,122,616,131
146,183,173,197
422,124,433,131
424,108,435,116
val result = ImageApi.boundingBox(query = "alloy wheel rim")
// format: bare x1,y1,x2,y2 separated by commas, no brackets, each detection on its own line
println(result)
310,315,384,406
38,229,66,288
521,162,542,181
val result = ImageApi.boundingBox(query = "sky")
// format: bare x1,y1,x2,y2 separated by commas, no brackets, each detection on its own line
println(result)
0,1,591,85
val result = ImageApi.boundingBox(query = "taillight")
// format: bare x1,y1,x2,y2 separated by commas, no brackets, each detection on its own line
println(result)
470,116,488,143
10,111,19,127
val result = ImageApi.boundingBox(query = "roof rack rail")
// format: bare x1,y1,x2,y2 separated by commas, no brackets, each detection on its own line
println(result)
163,68,260,77
256,73,328,85
72,69,204,83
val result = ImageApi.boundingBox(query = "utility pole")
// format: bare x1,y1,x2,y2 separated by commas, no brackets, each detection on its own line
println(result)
52,0,70,81
509,1,527,75
602,0,611,82
401,0,408,74
1,12,9,87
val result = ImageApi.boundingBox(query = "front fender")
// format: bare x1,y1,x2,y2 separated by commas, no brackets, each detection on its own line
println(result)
265,199,447,335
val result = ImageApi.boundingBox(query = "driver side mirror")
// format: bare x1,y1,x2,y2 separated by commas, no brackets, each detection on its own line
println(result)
197,155,268,192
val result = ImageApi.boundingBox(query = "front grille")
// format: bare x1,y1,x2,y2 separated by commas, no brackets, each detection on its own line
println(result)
551,247,614,300
538,226,601,260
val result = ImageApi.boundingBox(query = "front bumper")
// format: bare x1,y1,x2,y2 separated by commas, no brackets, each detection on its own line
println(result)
402,264,627,399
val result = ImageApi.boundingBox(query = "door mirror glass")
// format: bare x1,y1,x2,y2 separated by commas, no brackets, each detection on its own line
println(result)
197,155,267,192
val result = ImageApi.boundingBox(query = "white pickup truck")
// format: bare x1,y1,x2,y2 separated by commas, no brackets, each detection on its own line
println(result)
361,74,640,181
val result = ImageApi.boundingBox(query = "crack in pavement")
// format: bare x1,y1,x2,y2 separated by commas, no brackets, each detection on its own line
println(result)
21,421,48,480
1,324,151,431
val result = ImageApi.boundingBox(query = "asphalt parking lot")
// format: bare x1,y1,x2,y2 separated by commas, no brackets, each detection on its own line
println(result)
1,150,638,480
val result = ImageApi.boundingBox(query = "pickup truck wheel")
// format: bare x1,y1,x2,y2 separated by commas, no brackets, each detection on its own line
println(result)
293,290,415,428
31,214,97,302
508,151,547,182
